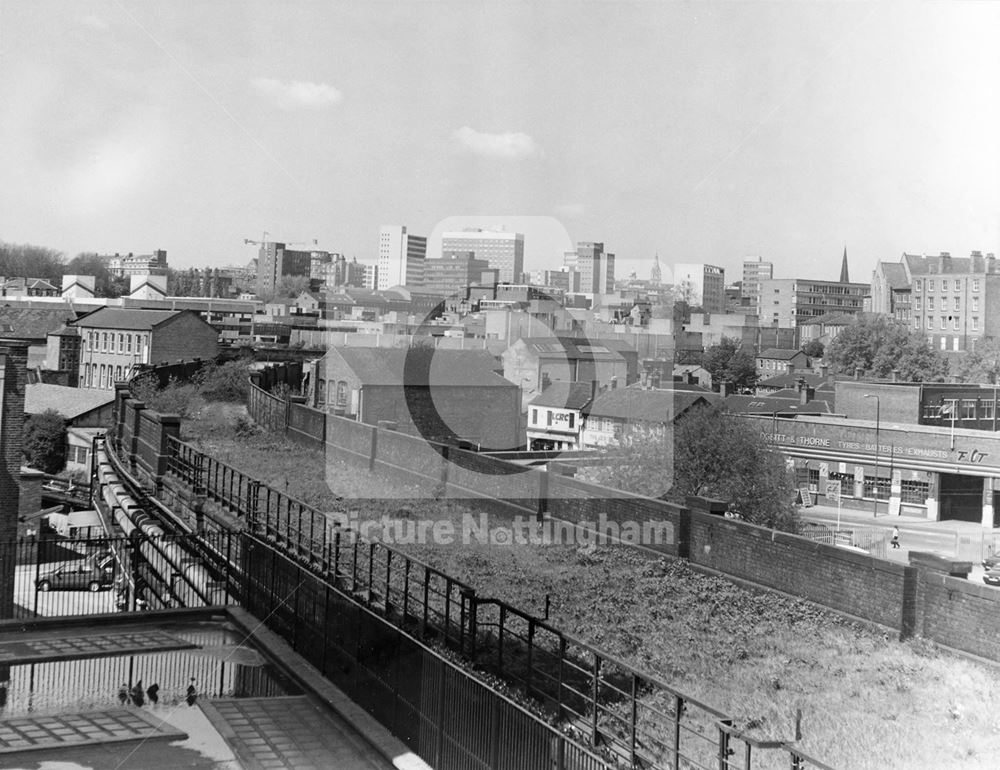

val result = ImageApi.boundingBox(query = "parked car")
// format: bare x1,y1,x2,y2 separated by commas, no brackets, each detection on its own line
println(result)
36,556,115,593
983,568,1000,587
983,554,1000,571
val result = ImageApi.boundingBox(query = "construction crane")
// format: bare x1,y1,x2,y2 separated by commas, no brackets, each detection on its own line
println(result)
243,233,318,248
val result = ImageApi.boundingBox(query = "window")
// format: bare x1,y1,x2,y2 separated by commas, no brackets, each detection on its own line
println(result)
126,334,132,353
118,334,124,353
973,297,979,312
317,380,326,405
940,337,947,350
114,365,122,382
547,411,553,427
101,332,108,351
973,279,981,292
953,317,960,330
863,475,890,501
99,364,107,388
940,316,946,329
914,318,920,329
914,298,922,311
962,399,977,420
972,317,979,331
336,381,348,408
900,479,929,505
914,279,922,291
954,337,960,351
90,363,97,387
568,413,575,429
954,297,960,310
927,297,934,310
954,280,961,291
982,401,995,420
928,280,935,291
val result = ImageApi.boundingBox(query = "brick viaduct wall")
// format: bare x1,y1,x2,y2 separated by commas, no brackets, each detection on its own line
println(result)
226,363,1000,662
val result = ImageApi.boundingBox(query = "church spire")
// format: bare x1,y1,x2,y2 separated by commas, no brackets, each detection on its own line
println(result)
650,253,662,283
839,246,850,283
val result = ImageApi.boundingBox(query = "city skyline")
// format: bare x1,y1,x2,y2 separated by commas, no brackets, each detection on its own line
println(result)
2,2,998,284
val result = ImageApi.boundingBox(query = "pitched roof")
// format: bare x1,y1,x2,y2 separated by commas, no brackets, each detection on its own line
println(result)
520,337,626,362
584,387,710,422
902,253,976,275
530,382,593,409
331,348,513,388
879,262,909,289
70,307,183,330
756,372,833,390
0,307,78,341
723,390,835,415
758,348,805,360
798,313,857,327
25,384,114,420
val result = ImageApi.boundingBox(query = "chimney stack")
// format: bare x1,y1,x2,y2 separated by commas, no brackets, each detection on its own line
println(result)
800,386,815,405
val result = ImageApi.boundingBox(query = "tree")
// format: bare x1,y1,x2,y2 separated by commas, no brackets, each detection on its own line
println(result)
0,241,64,283
583,404,798,531
825,314,948,382
953,338,1000,384
702,337,757,391
672,404,797,531
801,339,825,359
193,360,252,402
23,410,67,474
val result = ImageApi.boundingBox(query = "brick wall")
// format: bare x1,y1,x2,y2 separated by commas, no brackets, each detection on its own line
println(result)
918,572,1000,659
687,510,907,629
0,342,27,618
149,312,220,365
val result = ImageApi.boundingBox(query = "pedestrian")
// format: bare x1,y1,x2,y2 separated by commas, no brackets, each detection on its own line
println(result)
891,526,900,549
146,683,159,705
186,678,197,707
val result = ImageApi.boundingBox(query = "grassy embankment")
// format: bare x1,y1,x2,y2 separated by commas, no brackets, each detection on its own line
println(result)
181,403,1000,770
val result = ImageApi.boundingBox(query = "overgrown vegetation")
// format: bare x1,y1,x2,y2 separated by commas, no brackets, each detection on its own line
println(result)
181,403,1000,769
22,409,66,473
701,336,757,391
129,359,253,418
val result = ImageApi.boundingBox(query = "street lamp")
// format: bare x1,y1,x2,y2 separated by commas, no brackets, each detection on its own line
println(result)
864,394,880,517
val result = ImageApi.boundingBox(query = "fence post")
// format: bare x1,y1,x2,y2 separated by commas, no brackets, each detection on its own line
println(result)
462,588,477,660
717,719,732,770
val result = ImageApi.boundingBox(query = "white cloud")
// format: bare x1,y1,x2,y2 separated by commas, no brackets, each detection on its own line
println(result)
453,126,537,158
251,78,343,110
554,203,587,218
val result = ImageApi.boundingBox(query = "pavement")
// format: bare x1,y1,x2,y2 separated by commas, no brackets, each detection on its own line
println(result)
798,501,999,581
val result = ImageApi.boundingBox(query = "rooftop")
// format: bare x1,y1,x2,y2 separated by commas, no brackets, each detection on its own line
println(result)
584,387,710,422
530,381,593,409
331,347,512,388
25,384,114,420
71,307,184,330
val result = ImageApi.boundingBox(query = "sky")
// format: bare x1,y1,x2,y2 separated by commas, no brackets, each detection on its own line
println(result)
1,1,999,286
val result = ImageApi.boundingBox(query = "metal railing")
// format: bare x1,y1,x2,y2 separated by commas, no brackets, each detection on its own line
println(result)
157,433,838,770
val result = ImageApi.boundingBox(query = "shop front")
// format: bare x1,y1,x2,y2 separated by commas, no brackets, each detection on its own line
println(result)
745,414,1000,527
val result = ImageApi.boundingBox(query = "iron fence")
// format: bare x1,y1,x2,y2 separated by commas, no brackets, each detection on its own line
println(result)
158,434,838,770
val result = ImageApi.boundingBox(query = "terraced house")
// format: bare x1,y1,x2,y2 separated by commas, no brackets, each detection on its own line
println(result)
72,308,219,390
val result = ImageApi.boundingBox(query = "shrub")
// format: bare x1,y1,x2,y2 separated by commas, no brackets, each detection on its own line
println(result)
23,409,66,473
193,360,252,402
